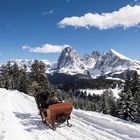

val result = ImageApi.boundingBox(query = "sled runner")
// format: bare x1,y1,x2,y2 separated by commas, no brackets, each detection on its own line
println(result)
40,102,73,130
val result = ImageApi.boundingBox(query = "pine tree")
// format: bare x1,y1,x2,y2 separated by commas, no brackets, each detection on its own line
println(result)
0,61,13,89
30,60,51,95
30,60,45,82
19,65,31,94
118,71,139,122
11,62,20,89
131,71,140,122
124,72,132,93
0,64,7,88
100,89,116,116
133,91,140,122
130,71,140,96
119,90,139,121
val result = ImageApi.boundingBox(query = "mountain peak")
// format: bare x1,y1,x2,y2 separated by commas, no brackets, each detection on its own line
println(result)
63,46,73,52
109,49,131,60
110,49,116,53
57,46,85,73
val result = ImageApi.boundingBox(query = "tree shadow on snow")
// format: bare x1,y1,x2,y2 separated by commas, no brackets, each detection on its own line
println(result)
13,112,49,132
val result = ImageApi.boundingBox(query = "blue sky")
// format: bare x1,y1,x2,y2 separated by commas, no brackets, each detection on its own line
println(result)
0,0,140,63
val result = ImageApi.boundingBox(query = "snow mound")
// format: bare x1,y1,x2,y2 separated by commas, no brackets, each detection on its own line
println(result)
0,88,140,140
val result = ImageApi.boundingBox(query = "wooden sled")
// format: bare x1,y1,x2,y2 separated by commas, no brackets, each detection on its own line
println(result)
40,102,73,130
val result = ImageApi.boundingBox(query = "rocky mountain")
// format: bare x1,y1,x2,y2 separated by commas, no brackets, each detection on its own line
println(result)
5,47,140,81
89,49,140,78
57,46,86,75
82,51,103,69
57,48,140,80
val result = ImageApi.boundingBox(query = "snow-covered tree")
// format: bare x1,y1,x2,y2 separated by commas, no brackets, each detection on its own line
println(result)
99,89,116,116
119,90,139,121
118,71,140,122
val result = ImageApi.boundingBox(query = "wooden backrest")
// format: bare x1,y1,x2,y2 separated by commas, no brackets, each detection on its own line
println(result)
47,102,73,123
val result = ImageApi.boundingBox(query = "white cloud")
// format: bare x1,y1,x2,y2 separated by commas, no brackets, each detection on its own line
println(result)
58,5,140,30
42,9,54,15
22,44,70,53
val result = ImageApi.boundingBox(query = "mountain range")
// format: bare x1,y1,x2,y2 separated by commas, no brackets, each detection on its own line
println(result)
8,47,140,81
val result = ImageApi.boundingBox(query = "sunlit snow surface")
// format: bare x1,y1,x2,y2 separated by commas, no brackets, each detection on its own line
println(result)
0,88,140,140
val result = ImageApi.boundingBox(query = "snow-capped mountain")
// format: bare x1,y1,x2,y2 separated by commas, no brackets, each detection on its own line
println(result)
56,47,140,79
82,51,103,69
4,47,140,80
89,49,140,78
57,46,85,75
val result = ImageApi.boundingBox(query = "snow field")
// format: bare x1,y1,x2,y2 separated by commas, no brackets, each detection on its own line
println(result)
0,88,140,140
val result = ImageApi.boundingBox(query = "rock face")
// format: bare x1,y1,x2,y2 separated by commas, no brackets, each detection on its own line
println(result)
57,47,85,74
89,49,140,78
5,47,140,80
82,51,103,69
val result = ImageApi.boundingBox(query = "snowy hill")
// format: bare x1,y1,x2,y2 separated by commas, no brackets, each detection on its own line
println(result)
0,88,140,140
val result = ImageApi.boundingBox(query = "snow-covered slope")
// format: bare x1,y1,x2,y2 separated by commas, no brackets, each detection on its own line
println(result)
0,88,140,140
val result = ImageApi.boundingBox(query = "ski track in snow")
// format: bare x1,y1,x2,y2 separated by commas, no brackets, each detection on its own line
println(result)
0,88,140,140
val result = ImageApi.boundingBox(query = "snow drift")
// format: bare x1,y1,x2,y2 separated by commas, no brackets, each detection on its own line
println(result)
0,88,140,140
